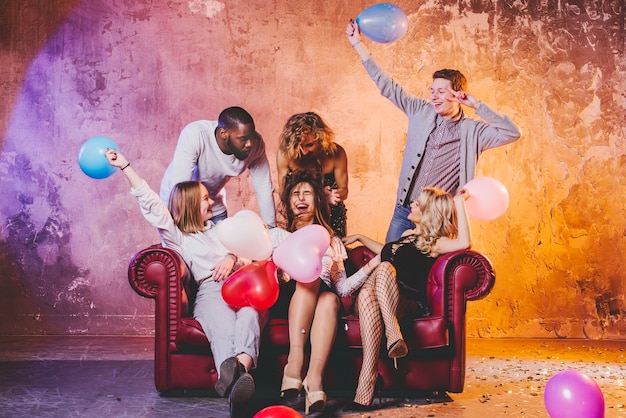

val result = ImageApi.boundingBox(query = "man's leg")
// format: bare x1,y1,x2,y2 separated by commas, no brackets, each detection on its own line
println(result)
385,204,413,243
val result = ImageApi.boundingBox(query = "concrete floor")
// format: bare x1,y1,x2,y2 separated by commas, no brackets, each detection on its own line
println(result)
0,336,624,417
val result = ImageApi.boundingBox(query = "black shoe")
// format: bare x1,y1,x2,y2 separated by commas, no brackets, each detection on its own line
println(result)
343,374,384,412
229,373,255,418
215,357,244,397
342,401,372,412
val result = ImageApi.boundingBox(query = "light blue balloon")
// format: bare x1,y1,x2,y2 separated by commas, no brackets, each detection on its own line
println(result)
78,136,120,179
356,3,409,44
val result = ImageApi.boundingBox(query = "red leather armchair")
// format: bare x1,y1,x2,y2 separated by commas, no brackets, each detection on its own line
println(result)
128,244,495,394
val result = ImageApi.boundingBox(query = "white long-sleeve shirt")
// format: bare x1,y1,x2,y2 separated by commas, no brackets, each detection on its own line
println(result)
133,180,236,283
159,120,276,226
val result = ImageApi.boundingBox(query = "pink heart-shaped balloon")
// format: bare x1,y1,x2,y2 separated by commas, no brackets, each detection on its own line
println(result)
273,225,330,283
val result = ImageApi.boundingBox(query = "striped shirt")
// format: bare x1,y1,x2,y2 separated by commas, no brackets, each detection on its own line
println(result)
407,114,462,203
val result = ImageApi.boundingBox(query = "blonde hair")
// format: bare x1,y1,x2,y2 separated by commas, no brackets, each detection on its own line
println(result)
278,112,337,160
414,187,458,254
168,181,206,234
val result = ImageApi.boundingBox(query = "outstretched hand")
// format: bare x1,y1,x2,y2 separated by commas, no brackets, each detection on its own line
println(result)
446,87,480,109
341,234,361,246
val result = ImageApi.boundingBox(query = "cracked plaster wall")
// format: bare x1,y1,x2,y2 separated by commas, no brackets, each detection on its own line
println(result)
1,0,625,338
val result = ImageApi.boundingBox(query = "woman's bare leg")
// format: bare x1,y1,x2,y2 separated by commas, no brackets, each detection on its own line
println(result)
306,291,340,391
285,279,320,379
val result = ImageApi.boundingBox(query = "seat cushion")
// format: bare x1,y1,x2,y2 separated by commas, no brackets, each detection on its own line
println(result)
175,318,211,349
340,315,448,350
404,316,449,349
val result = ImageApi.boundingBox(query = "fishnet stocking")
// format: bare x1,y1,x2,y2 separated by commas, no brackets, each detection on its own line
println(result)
352,262,404,405
354,286,381,405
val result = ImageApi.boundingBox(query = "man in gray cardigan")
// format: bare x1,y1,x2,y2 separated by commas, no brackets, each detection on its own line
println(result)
346,21,521,242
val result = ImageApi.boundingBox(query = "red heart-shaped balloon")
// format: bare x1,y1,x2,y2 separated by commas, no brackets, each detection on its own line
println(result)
222,260,279,310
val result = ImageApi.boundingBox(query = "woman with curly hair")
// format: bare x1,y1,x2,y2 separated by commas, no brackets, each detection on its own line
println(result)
276,112,349,237
341,186,472,411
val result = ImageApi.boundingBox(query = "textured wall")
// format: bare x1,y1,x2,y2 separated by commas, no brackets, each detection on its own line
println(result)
0,0,624,338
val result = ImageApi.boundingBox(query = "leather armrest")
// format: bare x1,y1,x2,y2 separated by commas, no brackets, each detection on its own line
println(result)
128,244,189,298
427,249,495,327
431,250,495,301
346,245,377,272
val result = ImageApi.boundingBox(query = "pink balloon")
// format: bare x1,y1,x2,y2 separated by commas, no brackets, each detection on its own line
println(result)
253,405,303,418
272,225,330,283
300,224,331,253
544,370,605,418
217,210,272,260
463,177,510,221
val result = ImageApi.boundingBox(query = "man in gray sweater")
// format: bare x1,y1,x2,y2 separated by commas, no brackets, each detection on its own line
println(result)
346,21,521,242
160,106,276,227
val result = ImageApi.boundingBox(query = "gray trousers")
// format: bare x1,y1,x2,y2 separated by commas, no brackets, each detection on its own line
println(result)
194,279,268,375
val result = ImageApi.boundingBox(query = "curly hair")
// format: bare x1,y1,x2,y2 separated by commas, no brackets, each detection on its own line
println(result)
278,169,333,235
414,187,458,254
278,112,337,160
168,181,206,234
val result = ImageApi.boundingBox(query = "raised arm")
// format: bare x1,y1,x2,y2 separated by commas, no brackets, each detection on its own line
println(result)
345,20,371,62
105,149,142,189
432,191,472,255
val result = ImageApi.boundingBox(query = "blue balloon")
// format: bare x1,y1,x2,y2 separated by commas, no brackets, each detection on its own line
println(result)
356,3,409,44
78,136,120,179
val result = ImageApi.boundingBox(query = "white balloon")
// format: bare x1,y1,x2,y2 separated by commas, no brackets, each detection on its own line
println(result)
217,210,272,260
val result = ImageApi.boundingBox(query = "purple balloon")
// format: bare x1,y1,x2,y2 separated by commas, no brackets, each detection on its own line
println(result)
544,370,605,418
356,3,408,43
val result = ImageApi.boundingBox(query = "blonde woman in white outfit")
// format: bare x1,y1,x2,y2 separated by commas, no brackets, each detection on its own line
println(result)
106,149,267,418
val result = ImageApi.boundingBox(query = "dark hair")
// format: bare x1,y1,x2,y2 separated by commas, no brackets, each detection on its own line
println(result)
432,69,467,92
279,169,333,235
217,106,255,130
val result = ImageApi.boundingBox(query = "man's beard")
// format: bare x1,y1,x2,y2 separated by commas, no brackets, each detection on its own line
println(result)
227,139,250,160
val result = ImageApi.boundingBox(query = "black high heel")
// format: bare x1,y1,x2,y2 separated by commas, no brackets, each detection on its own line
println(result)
388,339,408,370
342,401,371,412
342,374,384,412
